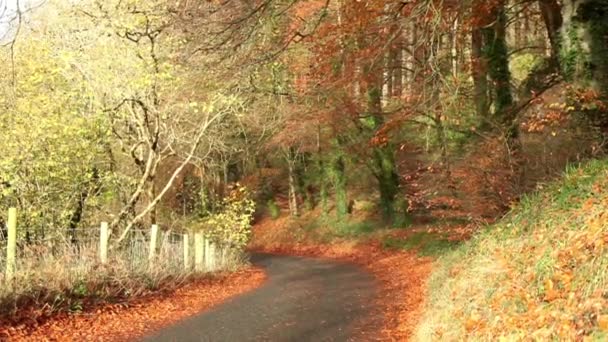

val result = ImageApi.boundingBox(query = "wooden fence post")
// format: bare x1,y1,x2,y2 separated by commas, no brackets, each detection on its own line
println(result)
5,208,17,281
194,232,204,272
183,233,190,270
220,246,227,270
204,237,215,271
99,222,109,264
161,230,170,258
149,224,159,262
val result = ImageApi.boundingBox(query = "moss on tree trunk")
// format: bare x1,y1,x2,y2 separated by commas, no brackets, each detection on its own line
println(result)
482,4,513,118
560,0,608,93
373,145,400,222
331,155,348,219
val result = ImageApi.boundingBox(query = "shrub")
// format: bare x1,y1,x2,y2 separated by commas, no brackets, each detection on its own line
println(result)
198,184,256,249
266,199,281,220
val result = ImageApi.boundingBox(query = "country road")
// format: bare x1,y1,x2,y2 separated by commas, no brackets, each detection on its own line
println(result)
145,254,379,342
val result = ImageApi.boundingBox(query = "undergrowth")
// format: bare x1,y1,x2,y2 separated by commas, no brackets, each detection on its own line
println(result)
416,159,608,341
266,199,281,220
0,241,247,326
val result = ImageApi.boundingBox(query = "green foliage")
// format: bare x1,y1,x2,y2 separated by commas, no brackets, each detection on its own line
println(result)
302,215,376,238
334,220,375,237
0,30,111,233
382,232,458,257
71,280,89,298
510,53,544,84
0,0,252,237
266,199,281,220
351,199,376,213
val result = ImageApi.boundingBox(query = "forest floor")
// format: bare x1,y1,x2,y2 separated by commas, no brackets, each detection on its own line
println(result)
0,267,265,341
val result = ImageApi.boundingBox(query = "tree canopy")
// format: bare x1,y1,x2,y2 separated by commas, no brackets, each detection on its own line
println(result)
1,0,607,240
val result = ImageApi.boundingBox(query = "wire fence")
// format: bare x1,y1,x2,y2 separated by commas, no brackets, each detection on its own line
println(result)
0,208,243,299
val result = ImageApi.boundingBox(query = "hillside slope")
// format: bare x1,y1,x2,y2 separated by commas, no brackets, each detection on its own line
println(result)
416,160,608,341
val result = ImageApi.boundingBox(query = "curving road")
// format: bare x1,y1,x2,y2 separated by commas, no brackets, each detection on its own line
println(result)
145,254,379,342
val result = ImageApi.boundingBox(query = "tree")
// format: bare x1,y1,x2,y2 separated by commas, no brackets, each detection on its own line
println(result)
560,0,608,94
0,0,250,242
0,3,110,240
538,0,563,67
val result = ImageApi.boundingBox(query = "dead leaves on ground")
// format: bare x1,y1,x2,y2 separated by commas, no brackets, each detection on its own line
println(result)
445,175,608,340
0,268,266,341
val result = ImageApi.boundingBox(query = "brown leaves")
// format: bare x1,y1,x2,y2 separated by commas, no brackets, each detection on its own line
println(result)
1,268,266,341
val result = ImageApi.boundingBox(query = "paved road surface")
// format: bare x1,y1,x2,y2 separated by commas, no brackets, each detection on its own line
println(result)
145,254,378,342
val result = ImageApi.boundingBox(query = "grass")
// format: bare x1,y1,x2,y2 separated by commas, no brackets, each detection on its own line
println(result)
300,214,378,239
0,231,247,323
334,219,376,237
415,159,608,341
382,232,461,257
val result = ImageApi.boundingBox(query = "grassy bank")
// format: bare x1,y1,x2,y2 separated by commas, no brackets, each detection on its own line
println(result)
416,160,608,340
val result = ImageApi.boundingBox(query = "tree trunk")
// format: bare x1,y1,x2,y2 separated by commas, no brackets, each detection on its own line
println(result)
450,16,460,77
560,0,608,136
287,160,299,217
394,44,404,97
367,66,401,223
373,146,400,222
332,155,348,219
148,181,157,225
68,168,100,244
389,29,403,97
560,0,608,92
316,125,329,215
319,164,329,215
478,0,518,149
539,0,564,67
472,27,489,120
483,2,514,118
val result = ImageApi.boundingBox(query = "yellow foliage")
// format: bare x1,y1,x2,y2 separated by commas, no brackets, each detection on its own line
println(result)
196,185,255,250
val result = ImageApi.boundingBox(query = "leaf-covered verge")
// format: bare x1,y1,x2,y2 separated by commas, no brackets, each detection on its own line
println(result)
0,185,255,327
0,267,265,341
416,159,608,341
